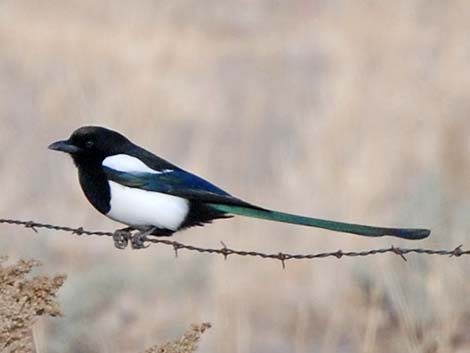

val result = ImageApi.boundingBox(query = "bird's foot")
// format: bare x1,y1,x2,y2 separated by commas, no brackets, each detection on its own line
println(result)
112,227,134,249
130,228,155,250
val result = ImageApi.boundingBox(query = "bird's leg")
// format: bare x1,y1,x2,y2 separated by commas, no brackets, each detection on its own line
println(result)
112,227,135,249
130,227,156,249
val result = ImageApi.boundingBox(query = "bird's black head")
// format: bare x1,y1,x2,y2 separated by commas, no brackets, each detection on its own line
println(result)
49,126,132,166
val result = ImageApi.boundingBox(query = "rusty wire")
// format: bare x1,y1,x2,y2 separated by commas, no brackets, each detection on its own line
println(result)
0,218,468,267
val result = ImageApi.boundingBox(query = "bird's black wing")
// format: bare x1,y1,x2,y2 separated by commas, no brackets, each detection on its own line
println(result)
103,167,263,209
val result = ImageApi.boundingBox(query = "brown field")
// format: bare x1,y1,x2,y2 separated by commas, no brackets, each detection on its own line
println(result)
1,1,470,352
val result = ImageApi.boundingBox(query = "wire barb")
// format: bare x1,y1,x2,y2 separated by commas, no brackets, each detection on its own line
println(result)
278,253,287,269
391,246,408,261
220,241,230,260
1,218,469,262
451,245,463,257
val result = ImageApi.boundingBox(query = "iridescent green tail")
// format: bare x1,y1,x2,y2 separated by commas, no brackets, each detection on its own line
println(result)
209,204,430,239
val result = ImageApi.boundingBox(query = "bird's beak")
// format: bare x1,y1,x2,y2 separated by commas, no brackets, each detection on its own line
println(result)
48,139,81,154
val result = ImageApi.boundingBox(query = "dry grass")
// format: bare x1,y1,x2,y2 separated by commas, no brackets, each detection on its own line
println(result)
1,1,470,352
0,256,208,353
142,323,211,353
0,257,65,352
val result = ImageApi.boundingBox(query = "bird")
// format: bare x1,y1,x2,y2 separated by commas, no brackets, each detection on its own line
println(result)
49,126,430,246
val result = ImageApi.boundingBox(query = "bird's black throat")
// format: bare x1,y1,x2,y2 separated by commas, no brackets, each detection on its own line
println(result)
74,157,111,215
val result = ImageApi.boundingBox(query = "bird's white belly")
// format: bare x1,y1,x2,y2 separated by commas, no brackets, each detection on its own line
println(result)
106,181,189,230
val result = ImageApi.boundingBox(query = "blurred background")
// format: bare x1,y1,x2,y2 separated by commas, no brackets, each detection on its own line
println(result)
1,1,470,352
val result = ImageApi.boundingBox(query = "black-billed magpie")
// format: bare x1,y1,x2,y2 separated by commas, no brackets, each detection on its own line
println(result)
49,126,430,241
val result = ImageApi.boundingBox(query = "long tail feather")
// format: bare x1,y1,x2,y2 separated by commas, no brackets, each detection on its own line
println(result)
209,204,430,240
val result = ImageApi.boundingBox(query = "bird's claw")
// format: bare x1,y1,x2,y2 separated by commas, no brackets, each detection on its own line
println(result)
130,227,156,249
130,232,150,249
113,227,154,250
113,229,132,249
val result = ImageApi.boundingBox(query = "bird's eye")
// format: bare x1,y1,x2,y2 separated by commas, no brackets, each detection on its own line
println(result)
85,140,95,148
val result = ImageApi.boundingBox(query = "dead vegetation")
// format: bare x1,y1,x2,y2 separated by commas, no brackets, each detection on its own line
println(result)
0,256,209,353
142,323,211,353
0,257,65,352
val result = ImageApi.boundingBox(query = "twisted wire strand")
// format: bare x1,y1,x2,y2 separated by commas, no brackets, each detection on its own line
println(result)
1,218,467,267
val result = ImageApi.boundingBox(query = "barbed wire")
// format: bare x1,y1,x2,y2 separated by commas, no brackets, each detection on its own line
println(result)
1,218,468,267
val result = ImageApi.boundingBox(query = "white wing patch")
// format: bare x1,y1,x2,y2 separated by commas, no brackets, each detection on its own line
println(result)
103,154,173,174
107,181,189,230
